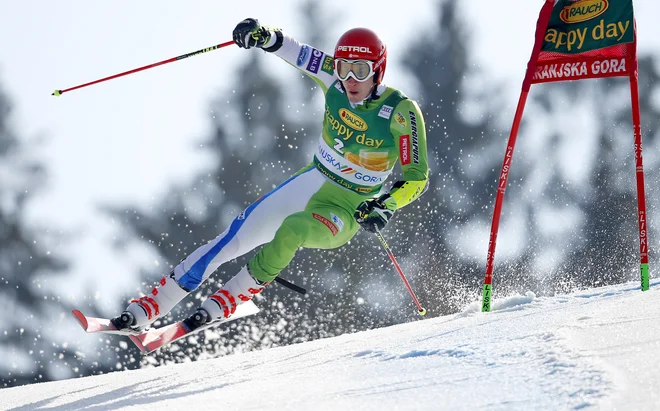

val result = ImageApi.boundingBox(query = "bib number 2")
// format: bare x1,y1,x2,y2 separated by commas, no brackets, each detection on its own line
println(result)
333,138,344,154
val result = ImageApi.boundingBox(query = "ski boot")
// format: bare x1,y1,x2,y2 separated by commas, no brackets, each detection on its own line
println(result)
110,311,145,333
182,308,212,332
200,265,267,321
120,272,191,330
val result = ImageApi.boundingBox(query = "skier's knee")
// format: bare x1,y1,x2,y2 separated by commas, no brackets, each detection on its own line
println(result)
275,214,308,247
245,213,310,283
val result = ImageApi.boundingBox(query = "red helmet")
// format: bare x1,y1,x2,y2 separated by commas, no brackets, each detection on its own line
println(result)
334,28,387,84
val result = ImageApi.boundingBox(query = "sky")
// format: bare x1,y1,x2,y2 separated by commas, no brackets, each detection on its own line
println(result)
2,279,659,410
1,1,659,307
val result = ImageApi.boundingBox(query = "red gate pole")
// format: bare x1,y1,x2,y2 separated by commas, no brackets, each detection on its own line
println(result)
482,0,555,312
482,93,528,312
629,40,650,291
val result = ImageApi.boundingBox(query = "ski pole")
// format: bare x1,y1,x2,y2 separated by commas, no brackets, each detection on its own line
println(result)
52,40,235,96
374,228,427,316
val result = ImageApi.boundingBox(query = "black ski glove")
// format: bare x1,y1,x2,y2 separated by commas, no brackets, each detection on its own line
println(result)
233,18,272,49
354,194,397,233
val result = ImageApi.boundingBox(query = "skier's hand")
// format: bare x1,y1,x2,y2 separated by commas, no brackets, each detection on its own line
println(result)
354,194,396,233
233,18,271,49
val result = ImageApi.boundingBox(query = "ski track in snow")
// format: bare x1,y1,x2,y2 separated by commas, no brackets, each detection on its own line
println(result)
2,279,659,411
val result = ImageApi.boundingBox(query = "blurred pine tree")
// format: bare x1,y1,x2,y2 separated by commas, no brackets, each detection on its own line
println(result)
0,82,105,387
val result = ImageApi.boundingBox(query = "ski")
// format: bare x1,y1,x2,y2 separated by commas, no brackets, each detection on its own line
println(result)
71,309,142,336
129,301,260,354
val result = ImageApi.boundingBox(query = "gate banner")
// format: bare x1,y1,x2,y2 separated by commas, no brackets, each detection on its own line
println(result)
532,0,636,83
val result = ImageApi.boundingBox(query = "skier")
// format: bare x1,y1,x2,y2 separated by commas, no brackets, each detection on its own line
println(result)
112,18,430,332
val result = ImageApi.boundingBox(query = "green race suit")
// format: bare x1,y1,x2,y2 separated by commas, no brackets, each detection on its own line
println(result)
171,32,429,287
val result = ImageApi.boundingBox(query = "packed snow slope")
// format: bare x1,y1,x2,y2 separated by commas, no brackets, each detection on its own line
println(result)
2,279,659,410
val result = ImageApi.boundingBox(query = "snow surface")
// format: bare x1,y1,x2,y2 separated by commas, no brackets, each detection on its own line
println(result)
2,280,659,411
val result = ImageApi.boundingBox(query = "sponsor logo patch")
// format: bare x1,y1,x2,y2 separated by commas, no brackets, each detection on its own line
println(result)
339,108,368,131
337,46,372,53
306,49,323,74
394,112,407,128
408,111,420,164
321,55,334,75
317,144,385,184
330,213,344,232
313,213,338,236
378,105,393,119
297,45,310,67
399,135,411,165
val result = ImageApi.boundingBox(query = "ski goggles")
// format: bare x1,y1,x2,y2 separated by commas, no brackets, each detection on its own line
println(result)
334,59,375,82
